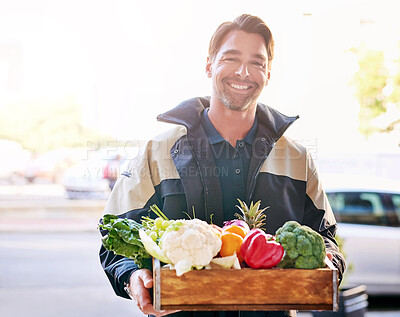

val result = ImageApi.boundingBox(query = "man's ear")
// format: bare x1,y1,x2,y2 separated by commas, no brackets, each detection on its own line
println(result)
206,57,212,78
265,71,271,85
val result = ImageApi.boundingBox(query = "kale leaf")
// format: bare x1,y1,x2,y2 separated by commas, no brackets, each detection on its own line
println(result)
99,214,151,268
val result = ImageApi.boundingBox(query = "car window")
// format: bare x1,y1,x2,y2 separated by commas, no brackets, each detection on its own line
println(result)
391,194,400,218
359,193,384,215
326,192,386,226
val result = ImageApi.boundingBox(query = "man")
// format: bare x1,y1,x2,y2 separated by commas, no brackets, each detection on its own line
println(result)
100,14,345,317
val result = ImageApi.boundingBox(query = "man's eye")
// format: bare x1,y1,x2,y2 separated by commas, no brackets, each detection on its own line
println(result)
253,61,265,67
223,58,236,62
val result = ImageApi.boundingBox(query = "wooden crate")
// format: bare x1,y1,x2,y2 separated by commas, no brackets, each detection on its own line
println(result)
153,258,339,311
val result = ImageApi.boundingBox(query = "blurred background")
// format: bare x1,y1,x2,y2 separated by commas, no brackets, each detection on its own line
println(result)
0,0,399,316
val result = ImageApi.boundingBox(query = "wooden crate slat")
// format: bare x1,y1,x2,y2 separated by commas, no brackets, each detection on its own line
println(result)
160,304,334,311
153,258,338,311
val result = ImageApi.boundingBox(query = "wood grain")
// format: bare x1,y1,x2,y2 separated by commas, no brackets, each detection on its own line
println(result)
159,304,334,311
153,259,338,311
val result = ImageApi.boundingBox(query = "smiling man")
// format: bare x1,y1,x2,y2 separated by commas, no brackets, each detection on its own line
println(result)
206,29,270,147
100,14,345,317
208,31,269,111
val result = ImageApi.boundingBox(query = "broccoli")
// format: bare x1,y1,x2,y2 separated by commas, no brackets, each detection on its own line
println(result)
275,221,326,269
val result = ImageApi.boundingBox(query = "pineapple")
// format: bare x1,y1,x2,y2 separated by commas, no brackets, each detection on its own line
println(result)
234,199,268,230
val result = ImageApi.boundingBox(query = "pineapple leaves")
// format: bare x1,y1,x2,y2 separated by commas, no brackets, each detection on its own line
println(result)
234,199,269,230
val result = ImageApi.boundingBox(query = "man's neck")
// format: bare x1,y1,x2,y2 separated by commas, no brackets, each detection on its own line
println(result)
208,98,257,147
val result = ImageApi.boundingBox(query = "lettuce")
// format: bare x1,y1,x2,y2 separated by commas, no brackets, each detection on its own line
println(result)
99,214,151,268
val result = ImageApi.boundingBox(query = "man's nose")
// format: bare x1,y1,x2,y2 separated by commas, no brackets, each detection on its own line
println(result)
235,63,250,78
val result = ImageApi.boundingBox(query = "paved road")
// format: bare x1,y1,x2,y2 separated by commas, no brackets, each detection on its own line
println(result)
0,183,106,233
0,184,142,316
0,232,146,317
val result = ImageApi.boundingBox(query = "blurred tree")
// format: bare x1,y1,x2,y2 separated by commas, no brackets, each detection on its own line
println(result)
387,50,400,132
352,44,400,140
0,95,112,153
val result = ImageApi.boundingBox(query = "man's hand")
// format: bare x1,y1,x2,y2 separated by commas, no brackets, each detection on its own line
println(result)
128,269,179,317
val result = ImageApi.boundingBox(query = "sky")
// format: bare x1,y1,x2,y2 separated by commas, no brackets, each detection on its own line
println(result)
1,0,400,154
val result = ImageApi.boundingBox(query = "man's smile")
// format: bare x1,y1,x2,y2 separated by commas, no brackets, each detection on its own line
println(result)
224,79,257,93
230,83,252,90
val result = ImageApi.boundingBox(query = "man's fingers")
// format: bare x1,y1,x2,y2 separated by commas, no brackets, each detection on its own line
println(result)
142,275,153,289
129,270,152,306
141,303,163,315
136,269,153,288
134,279,152,306
130,269,179,316
142,305,180,317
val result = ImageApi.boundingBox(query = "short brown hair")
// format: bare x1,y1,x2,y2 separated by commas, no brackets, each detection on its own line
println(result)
208,14,274,70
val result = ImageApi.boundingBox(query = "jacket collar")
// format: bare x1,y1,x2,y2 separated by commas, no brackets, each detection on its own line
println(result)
201,108,258,145
157,96,299,143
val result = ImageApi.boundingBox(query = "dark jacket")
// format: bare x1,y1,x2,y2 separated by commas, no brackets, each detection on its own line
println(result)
99,97,346,316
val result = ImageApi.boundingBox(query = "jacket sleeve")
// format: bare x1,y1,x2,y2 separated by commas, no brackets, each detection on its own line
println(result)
98,130,184,298
98,140,163,298
99,245,138,299
302,154,346,284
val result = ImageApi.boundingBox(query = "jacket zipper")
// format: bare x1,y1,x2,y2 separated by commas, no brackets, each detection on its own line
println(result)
248,155,268,202
248,118,298,201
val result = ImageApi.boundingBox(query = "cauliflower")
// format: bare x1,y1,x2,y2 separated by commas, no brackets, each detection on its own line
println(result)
275,221,326,269
159,219,222,275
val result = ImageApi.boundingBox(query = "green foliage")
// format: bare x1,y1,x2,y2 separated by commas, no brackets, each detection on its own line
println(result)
99,214,151,269
0,95,112,153
275,221,326,269
389,57,400,105
351,44,400,138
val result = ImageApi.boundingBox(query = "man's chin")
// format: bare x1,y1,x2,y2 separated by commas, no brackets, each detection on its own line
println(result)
227,104,249,111
221,96,254,112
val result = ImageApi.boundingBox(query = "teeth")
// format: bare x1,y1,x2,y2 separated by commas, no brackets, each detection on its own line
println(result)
230,83,249,90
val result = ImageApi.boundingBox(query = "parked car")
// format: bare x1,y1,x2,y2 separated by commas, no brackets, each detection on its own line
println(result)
24,148,81,183
62,158,110,199
62,147,134,199
321,173,400,295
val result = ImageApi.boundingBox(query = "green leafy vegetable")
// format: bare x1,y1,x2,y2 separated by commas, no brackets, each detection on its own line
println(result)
99,214,151,268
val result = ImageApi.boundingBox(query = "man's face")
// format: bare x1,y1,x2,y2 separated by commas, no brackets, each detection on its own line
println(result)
206,30,270,112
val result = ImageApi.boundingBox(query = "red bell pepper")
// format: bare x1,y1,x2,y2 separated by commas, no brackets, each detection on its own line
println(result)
240,228,284,269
